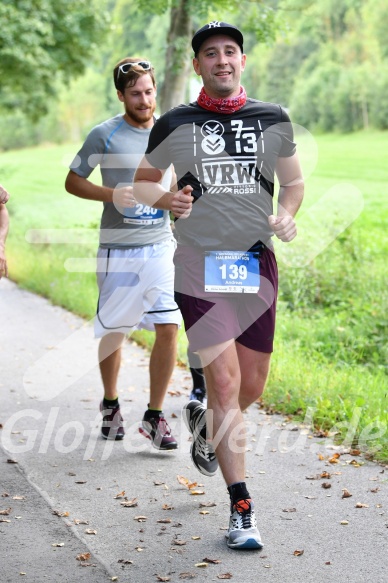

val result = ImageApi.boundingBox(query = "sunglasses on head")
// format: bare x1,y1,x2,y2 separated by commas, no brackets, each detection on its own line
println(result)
116,61,152,81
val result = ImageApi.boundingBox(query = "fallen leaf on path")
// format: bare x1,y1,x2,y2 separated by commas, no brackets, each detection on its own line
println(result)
75,481,87,484
172,539,187,546
76,552,91,561
12,496,25,500
322,482,332,489
121,498,138,507
282,508,297,513
179,574,196,579
157,518,172,524
314,430,328,437
51,543,64,547
217,574,232,579
342,489,352,498
191,536,201,540
370,487,380,493
349,449,361,456
162,504,174,510
0,519,11,523
0,508,12,515
114,491,125,498
199,502,216,508
195,563,208,568
177,475,197,490
355,503,369,508
1,492,10,497
190,490,205,496
199,510,209,515
74,518,89,525
320,471,331,479
329,453,341,464
85,529,97,535
118,559,133,564
340,520,349,525
203,557,221,564
156,576,171,582
52,510,69,517
7,459,18,464
134,516,147,522
293,549,304,556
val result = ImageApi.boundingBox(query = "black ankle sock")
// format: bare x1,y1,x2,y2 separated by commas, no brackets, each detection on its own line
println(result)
190,367,206,390
227,482,251,506
103,397,119,408
144,407,163,420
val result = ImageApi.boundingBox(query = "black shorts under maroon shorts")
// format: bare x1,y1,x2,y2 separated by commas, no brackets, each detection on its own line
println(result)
174,245,278,353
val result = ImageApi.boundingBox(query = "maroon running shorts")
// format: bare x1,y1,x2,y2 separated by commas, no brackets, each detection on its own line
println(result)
174,245,278,353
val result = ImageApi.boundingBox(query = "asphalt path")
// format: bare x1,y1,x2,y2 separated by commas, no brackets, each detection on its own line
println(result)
0,278,387,583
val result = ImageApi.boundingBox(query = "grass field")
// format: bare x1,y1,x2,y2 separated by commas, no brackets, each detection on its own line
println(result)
1,131,387,459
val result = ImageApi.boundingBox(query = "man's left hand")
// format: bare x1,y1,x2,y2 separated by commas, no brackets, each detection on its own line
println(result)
268,214,297,242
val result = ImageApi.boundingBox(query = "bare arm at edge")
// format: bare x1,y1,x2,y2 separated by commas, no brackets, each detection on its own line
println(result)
0,203,9,278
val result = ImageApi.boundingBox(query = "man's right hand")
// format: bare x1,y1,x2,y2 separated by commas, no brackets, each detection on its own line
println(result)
112,185,137,209
171,185,193,219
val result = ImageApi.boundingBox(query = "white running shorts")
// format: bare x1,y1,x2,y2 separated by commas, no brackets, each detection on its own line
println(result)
94,238,182,338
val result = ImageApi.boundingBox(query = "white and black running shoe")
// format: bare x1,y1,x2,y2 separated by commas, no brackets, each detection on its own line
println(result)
139,414,178,450
182,400,218,477
226,499,263,550
189,386,207,405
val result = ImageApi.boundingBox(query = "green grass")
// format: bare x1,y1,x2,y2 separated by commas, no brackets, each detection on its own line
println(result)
1,132,387,460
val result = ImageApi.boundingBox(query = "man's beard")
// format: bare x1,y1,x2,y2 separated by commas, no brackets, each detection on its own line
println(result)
126,105,155,124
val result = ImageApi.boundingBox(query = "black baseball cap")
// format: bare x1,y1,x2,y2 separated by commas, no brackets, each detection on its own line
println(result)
192,21,244,55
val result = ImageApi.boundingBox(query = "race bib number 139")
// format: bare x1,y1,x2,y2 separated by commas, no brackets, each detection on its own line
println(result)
204,251,260,293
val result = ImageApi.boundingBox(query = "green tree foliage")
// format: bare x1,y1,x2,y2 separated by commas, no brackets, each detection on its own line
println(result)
0,0,109,118
1,0,386,143
260,0,388,131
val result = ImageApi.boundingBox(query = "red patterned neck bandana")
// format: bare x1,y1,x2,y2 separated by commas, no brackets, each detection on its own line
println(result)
197,86,247,114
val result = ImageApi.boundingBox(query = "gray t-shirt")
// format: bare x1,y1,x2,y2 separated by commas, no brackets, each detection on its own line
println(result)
70,114,172,248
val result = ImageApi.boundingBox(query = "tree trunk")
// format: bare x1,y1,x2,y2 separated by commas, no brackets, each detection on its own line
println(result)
159,0,192,113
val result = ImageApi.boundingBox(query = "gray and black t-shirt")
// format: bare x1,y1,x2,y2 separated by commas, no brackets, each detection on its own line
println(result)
145,100,296,252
